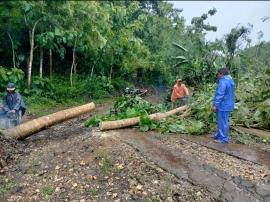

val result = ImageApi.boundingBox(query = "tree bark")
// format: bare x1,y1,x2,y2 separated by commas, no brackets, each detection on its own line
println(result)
91,46,106,77
70,48,76,86
109,65,113,80
39,46,43,78
232,126,270,140
26,17,41,88
7,32,16,68
70,38,77,86
49,48,52,79
2,102,95,140
99,105,188,131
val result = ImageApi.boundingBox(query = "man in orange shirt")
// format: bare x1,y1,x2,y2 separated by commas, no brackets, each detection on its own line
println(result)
171,79,189,109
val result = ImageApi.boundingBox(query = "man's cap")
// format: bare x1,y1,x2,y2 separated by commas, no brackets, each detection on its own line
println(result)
7,82,16,91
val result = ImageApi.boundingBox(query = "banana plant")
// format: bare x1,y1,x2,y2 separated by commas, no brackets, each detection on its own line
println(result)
172,42,189,67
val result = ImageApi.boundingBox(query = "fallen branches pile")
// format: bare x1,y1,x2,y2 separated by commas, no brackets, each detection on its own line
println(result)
85,95,206,135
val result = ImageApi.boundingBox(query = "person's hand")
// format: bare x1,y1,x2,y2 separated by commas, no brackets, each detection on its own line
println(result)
9,109,16,114
211,105,216,112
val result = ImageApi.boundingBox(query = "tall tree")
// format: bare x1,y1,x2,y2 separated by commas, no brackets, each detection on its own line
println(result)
225,25,251,84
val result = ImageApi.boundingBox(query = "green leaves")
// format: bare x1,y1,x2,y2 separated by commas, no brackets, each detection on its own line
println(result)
84,116,103,127
85,94,207,135
139,115,152,132
0,66,24,91
265,68,270,76
232,71,270,129
172,42,188,52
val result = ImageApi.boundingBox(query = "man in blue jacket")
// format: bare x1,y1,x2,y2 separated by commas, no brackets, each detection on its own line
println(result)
0,83,26,128
211,68,235,144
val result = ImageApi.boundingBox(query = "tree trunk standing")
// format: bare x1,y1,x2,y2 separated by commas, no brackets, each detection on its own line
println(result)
70,38,77,86
7,32,16,68
109,65,113,80
39,46,43,78
27,30,34,88
49,48,52,79
25,17,41,88
109,56,113,80
255,43,262,69
70,48,76,86
91,47,105,77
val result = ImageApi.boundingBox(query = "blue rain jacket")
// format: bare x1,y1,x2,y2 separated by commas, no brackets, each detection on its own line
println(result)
3,91,26,114
213,75,235,112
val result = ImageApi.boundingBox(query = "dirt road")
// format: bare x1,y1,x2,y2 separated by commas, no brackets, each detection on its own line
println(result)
0,99,270,201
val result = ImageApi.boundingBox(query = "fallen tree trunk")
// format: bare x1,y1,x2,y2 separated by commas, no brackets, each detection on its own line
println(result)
2,102,95,140
232,126,270,140
100,105,188,131
180,108,191,118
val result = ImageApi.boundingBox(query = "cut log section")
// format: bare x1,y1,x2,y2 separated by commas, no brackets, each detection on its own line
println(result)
100,105,188,131
2,102,95,140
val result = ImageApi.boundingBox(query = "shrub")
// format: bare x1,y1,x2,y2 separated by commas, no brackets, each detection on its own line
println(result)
0,66,24,92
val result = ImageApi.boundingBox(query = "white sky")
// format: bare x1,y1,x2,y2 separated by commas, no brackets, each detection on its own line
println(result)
169,1,270,45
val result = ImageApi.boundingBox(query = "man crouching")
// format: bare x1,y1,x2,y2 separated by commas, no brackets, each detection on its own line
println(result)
0,83,26,128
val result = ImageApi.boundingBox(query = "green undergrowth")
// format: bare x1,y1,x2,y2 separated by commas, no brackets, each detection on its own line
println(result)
25,96,86,117
25,95,113,117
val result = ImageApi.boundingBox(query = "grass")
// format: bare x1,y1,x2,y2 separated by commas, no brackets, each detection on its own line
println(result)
25,96,86,117
0,180,16,194
86,187,99,196
25,96,113,117
94,150,114,175
99,156,113,175
42,185,54,197
30,151,44,174
163,176,173,198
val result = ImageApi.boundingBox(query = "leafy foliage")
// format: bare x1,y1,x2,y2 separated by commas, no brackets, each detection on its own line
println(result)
189,84,216,127
85,95,206,135
24,76,55,97
0,66,24,91
232,68,270,129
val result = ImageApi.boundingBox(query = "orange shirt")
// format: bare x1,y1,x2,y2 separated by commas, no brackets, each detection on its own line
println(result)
171,84,189,103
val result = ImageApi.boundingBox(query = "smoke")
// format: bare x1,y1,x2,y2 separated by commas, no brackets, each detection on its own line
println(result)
0,113,19,129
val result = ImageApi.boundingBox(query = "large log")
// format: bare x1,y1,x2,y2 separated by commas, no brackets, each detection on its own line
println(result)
2,102,95,140
100,105,188,131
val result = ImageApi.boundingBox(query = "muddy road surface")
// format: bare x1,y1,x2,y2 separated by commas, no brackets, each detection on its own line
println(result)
1,99,270,202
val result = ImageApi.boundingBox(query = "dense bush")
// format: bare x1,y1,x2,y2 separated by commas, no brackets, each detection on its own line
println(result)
0,66,24,92
233,68,270,129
